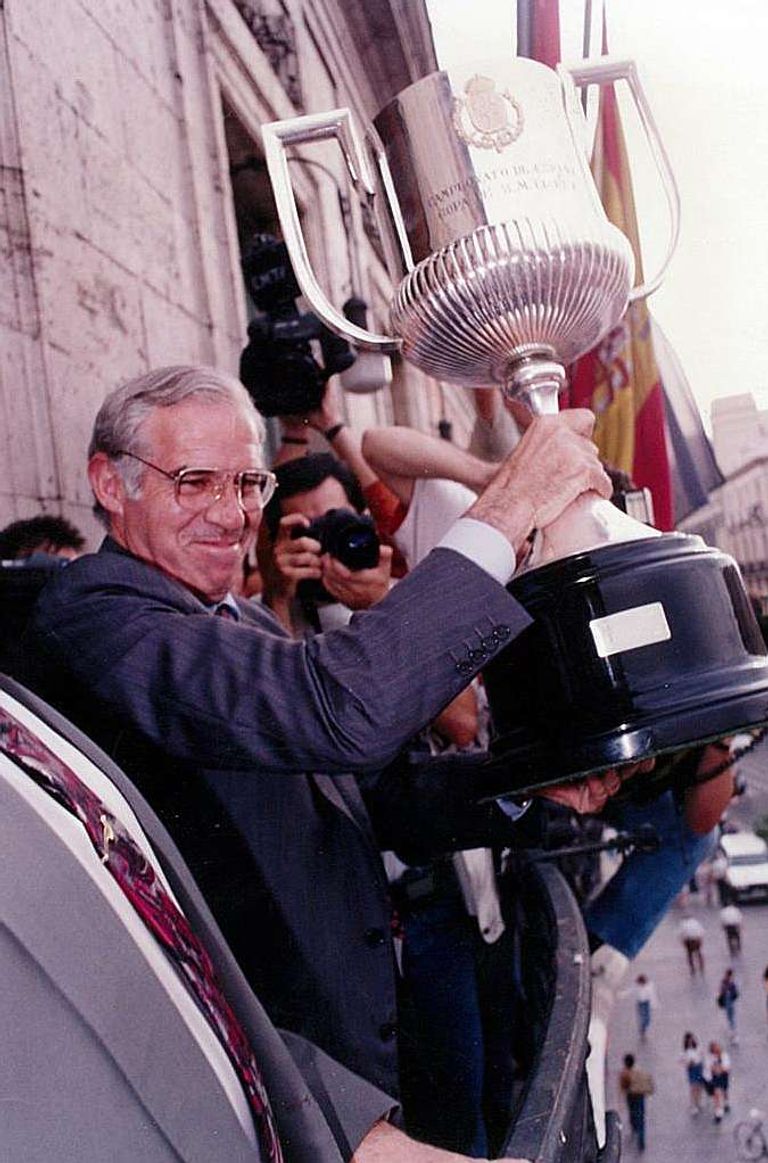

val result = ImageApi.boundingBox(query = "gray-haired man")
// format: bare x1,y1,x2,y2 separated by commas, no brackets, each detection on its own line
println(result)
30,364,616,1161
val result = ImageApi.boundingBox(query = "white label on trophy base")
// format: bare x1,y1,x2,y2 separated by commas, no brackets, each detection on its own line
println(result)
590,602,671,659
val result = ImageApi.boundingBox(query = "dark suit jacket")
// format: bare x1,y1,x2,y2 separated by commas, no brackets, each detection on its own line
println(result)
28,537,532,1099
0,676,394,1162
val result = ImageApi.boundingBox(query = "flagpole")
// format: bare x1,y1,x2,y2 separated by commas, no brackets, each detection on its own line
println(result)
517,0,532,58
582,0,593,57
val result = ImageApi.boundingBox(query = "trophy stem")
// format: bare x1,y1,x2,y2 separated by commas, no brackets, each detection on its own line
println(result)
503,349,567,417
502,349,661,567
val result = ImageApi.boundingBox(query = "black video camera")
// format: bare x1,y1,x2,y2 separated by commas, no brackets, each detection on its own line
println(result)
239,234,356,417
291,508,380,572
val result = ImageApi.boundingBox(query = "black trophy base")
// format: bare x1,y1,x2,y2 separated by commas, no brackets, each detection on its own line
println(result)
481,534,768,797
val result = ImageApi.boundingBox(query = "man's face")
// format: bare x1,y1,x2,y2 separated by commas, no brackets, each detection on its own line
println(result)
100,398,264,602
279,476,350,524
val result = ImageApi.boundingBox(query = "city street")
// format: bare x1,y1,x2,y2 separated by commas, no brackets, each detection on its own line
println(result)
604,737,768,1162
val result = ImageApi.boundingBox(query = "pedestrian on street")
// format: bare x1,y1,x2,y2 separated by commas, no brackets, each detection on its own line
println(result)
717,967,740,1042
703,1041,731,1123
633,974,658,1039
710,851,730,905
618,1053,654,1151
719,902,743,955
697,859,717,907
678,914,705,975
680,1031,705,1115
763,964,768,1029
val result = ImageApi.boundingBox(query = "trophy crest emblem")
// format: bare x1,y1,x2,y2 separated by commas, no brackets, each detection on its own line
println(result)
452,75,523,151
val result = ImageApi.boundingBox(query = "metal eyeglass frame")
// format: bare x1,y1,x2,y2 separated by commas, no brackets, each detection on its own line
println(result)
115,450,277,511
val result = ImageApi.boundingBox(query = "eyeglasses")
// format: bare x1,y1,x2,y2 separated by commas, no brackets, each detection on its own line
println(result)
115,451,277,512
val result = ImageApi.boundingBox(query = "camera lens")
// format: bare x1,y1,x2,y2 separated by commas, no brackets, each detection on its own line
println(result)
323,511,380,571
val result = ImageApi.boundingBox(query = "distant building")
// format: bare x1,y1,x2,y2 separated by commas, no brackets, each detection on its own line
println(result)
711,394,768,477
1,0,483,541
680,392,768,607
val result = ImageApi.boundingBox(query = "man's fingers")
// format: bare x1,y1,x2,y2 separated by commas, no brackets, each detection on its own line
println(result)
556,407,597,438
589,461,614,499
284,534,322,555
276,512,310,543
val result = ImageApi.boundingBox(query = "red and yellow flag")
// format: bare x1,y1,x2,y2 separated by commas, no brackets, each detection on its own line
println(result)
566,60,674,529
520,0,674,530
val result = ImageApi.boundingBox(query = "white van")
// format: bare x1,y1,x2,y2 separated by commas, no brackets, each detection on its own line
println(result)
719,831,768,902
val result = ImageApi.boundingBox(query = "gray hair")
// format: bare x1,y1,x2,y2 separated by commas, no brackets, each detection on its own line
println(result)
90,365,264,526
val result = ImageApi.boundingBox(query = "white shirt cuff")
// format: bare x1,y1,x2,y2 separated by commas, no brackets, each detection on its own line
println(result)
436,518,516,586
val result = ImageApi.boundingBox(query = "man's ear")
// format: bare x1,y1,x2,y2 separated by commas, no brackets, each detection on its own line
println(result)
88,452,127,519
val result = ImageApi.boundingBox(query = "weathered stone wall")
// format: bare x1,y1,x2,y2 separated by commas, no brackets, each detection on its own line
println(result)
0,0,441,546
1,0,253,541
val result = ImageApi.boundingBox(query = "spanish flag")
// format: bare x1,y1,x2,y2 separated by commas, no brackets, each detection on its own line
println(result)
565,51,674,530
519,1,675,530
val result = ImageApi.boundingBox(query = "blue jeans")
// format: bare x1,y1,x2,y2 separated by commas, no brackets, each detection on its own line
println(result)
398,891,508,1158
584,791,717,959
627,1094,646,1150
637,999,651,1036
724,994,737,1031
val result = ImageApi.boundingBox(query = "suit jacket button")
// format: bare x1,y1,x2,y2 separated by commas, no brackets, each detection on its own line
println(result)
456,660,472,675
364,926,386,947
481,636,496,651
495,624,511,640
379,1021,398,1041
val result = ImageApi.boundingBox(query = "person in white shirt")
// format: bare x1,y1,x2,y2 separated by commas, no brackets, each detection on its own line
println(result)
680,1032,705,1115
633,974,658,1038
678,915,705,975
719,902,743,955
703,1041,731,1122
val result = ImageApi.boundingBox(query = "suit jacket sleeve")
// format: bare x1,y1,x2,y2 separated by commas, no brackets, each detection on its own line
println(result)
32,542,531,775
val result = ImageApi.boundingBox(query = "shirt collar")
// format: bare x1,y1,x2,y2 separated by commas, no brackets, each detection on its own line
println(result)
208,594,241,620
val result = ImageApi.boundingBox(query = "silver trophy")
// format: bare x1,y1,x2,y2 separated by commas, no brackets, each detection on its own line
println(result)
262,58,768,790
261,55,678,413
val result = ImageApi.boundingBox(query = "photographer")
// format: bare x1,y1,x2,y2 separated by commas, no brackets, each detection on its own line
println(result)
260,454,393,637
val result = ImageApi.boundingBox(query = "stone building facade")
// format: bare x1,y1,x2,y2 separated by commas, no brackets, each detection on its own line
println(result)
680,457,768,607
678,393,768,606
1,0,477,545
710,393,768,478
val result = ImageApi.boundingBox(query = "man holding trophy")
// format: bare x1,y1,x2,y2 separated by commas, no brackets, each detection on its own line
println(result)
26,51,768,1163
29,363,628,1163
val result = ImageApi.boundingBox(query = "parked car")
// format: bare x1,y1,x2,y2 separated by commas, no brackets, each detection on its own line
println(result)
719,831,768,902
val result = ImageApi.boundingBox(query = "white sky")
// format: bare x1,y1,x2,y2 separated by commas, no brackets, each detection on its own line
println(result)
426,0,768,428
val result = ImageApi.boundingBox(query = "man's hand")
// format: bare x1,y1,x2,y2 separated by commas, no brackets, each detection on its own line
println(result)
685,740,736,834
278,378,343,437
538,760,654,814
321,545,393,609
466,411,612,559
351,1118,530,1162
305,377,344,435
271,513,323,602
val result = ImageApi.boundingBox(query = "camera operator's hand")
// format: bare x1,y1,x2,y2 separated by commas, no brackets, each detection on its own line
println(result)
271,513,323,602
321,545,393,610
305,377,343,435
274,379,342,439
466,411,611,560
537,760,655,814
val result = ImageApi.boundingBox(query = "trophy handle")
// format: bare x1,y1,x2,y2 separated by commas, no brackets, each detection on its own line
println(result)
561,56,681,301
261,111,400,352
